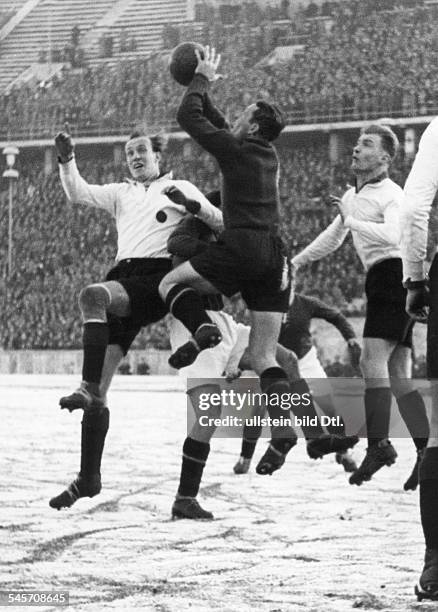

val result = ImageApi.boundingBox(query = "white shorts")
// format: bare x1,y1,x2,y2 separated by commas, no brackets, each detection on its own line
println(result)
224,323,250,373
168,311,244,385
298,346,333,397
298,346,327,379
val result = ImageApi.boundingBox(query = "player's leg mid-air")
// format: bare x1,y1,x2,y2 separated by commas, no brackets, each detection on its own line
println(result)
50,281,132,510
167,307,245,521
49,341,126,509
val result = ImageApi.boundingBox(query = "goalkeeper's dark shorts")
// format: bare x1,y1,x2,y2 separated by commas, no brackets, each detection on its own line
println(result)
190,228,291,313
363,257,413,348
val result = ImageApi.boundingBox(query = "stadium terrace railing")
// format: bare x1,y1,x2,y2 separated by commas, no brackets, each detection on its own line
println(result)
1,105,438,140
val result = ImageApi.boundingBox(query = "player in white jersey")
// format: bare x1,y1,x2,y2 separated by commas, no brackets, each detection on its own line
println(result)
292,124,429,487
49,128,222,510
401,117,438,601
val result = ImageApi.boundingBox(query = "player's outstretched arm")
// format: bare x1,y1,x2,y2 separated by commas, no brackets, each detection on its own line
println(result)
203,93,229,130
176,46,237,159
55,125,118,215
305,293,362,370
291,215,348,269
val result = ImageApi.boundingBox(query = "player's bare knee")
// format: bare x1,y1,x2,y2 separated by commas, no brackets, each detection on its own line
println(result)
360,355,388,381
79,284,110,318
359,353,372,376
389,362,413,397
190,425,217,443
248,349,264,375
388,361,409,380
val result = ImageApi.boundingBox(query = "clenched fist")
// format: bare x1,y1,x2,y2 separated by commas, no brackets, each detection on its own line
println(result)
55,123,74,163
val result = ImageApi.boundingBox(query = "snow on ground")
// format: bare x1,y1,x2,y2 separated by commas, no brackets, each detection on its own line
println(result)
0,375,435,612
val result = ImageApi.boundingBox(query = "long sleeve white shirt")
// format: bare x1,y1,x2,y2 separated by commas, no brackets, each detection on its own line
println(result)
291,177,403,272
59,158,223,262
401,117,438,281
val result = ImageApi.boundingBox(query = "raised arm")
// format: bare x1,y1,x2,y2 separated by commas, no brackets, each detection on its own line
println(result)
291,215,349,269
176,47,238,160
55,130,118,215
59,159,119,215
203,92,229,130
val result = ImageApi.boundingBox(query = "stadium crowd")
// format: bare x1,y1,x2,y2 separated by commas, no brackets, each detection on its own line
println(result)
1,0,437,352
0,0,436,139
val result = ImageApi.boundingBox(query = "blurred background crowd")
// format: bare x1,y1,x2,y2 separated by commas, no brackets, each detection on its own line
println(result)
0,0,437,355
0,0,437,138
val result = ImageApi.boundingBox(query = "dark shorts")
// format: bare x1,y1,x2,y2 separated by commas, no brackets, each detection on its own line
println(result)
190,228,290,312
427,253,438,378
105,258,172,354
363,258,414,347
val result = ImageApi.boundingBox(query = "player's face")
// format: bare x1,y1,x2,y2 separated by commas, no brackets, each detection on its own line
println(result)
231,103,258,139
351,133,387,174
125,136,160,182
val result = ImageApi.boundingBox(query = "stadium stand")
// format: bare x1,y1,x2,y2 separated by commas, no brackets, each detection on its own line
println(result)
1,0,437,352
0,0,436,137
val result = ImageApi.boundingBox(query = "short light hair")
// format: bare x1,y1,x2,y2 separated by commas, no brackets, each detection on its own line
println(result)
361,124,399,161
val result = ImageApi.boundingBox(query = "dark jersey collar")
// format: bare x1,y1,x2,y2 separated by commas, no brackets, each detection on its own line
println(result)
354,171,388,193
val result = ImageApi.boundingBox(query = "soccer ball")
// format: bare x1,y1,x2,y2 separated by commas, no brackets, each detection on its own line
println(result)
169,42,205,86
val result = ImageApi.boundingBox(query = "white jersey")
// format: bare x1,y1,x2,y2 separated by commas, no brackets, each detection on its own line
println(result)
401,117,438,281
168,312,246,387
292,177,403,272
59,158,223,262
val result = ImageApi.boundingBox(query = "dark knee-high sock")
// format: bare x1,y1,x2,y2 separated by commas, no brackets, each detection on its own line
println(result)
178,437,210,498
365,387,392,446
166,285,212,335
397,390,429,450
240,423,263,459
419,448,438,549
82,322,109,391
79,407,110,478
289,378,324,439
260,367,295,454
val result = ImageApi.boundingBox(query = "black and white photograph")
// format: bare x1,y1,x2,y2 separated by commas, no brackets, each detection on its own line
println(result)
2,0,438,609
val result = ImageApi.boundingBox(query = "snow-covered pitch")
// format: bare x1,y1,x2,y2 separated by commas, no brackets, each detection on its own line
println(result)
0,375,428,611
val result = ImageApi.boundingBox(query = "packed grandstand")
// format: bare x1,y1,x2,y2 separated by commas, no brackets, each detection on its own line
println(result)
1,0,437,353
